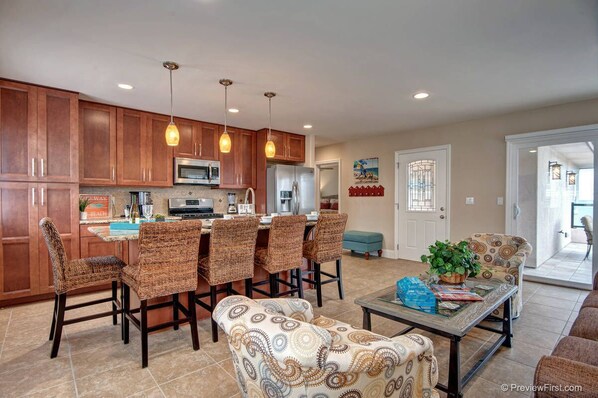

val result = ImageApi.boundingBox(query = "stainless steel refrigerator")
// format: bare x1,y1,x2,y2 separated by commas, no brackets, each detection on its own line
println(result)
267,164,315,215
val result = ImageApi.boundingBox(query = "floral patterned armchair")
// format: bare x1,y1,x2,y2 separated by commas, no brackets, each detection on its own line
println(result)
466,233,533,318
213,296,439,398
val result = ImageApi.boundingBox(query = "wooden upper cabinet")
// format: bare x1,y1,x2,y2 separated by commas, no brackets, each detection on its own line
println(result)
286,133,305,163
146,114,173,187
199,122,219,160
238,129,256,188
173,117,198,159
37,183,79,294
268,130,287,161
0,182,39,300
117,108,146,186
37,88,78,183
79,101,116,185
218,126,237,187
0,80,37,182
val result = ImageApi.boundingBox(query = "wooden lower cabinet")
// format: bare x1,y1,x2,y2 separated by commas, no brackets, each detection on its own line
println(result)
80,223,128,263
0,182,79,300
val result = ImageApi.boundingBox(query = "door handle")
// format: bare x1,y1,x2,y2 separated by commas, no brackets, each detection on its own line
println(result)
440,215,445,219
440,207,445,211
148,169,152,181
112,166,115,182
142,168,145,182
31,158,36,177
41,187,45,206
40,158,45,177
513,204,521,219
32,187,36,206
199,144,202,157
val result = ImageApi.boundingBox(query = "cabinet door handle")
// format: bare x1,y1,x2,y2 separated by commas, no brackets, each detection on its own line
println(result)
112,166,115,182
194,142,197,156
41,187,45,206
199,144,202,157
142,168,146,182
149,169,152,181
31,158,36,177
40,158,45,177
32,187,36,206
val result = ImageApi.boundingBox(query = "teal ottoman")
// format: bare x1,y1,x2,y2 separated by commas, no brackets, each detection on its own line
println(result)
343,230,383,260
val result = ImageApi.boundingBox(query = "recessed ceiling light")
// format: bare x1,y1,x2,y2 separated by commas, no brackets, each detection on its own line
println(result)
228,108,239,113
118,83,134,90
529,149,537,153
413,92,429,99
303,124,313,129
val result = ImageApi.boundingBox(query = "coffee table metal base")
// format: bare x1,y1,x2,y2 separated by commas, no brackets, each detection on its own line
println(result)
361,297,512,398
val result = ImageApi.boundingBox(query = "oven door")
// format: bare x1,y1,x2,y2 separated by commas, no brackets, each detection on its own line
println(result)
174,158,220,185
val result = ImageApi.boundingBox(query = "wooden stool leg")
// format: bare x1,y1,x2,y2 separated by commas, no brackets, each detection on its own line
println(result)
210,285,219,343
111,281,118,325
173,293,179,330
336,259,344,300
49,294,58,341
314,263,323,307
245,278,253,299
50,293,66,358
269,273,277,298
140,300,148,368
120,283,125,341
226,282,233,297
188,291,200,351
296,268,304,299
123,284,130,345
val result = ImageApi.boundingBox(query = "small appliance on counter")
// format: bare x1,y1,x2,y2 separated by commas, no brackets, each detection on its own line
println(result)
227,193,237,214
168,198,224,220
130,191,152,218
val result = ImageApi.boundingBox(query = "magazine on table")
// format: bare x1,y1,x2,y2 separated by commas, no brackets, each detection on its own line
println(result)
429,283,484,301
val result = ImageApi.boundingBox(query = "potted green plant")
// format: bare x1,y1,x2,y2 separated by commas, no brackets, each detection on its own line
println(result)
420,240,480,284
154,213,166,222
79,197,91,220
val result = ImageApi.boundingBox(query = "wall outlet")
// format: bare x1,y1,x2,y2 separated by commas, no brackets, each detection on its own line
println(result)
497,197,504,206
465,197,475,205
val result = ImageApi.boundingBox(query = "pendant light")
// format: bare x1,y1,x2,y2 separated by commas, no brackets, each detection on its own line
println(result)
163,61,180,146
219,79,233,153
264,92,276,158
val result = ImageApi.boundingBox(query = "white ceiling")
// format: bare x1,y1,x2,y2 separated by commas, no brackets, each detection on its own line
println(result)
1,0,597,147
551,142,594,169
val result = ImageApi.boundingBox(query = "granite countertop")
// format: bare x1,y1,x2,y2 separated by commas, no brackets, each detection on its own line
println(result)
80,216,181,225
88,220,317,242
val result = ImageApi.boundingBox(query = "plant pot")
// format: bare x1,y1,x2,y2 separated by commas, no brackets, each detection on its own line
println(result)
80,211,88,220
440,273,467,284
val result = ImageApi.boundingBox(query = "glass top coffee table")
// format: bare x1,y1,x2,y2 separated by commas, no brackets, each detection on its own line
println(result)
355,279,517,398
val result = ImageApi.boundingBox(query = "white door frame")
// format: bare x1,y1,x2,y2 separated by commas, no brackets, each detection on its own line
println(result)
315,159,342,213
394,145,451,260
505,123,598,290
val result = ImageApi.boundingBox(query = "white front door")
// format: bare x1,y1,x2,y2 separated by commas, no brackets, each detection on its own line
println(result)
396,147,449,261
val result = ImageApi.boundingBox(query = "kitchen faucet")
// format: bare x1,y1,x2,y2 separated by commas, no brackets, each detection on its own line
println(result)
244,187,255,215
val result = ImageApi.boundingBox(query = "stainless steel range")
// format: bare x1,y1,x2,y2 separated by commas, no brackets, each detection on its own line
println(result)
168,198,224,220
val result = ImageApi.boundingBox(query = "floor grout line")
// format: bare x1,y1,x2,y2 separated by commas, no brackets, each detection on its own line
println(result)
146,367,167,398
66,333,80,398
0,309,13,361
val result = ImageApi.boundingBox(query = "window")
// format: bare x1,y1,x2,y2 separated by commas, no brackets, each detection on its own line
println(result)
578,168,594,202
407,160,436,212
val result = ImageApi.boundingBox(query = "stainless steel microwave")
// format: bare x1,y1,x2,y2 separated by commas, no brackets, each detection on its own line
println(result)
174,158,220,185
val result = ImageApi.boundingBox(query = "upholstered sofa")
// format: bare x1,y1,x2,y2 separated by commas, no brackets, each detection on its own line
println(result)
533,273,598,397
466,233,532,318
213,296,439,398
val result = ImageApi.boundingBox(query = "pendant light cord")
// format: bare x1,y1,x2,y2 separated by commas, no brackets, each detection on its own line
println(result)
224,85,228,131
268,96,272,140
169,69,174,123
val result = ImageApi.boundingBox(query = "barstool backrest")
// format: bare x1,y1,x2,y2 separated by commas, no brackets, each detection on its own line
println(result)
205,217,260,285
311,213,348,263
264,215,307,273
39,217,68,292
136,220,202,299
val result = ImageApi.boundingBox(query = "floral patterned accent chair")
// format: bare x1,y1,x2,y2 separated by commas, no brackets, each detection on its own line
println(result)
214,296,439,398
466,233,533,318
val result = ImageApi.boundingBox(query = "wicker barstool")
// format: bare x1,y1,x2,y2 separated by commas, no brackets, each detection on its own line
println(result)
196,217,260,342
252,215,307,299
39,217,125,358
122,220,202,368
300,213,348,307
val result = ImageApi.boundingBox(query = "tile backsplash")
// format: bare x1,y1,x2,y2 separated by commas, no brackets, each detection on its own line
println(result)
80,186,247,216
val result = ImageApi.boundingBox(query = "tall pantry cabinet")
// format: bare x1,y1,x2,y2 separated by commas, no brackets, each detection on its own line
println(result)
0,79,80,301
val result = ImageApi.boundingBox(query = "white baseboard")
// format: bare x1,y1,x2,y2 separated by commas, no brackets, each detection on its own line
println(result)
381,249,399,259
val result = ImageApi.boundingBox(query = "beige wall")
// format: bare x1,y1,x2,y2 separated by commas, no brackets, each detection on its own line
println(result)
316,98,598,253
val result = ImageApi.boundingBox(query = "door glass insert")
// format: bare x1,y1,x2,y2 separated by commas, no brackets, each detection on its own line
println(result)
407,159,436,212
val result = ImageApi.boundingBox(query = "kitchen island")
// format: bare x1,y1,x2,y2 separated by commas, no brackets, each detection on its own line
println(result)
88,219,317,327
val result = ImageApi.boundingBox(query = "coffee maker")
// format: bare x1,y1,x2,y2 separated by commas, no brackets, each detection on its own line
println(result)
227,193,237,214
130,191,152,217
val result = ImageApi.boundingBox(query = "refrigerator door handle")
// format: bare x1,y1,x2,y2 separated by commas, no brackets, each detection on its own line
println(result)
292,181,299,215
295,181,300,215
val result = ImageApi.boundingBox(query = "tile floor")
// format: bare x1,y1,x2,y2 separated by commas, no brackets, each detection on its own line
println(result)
0,254,590,397
525,242,593,283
